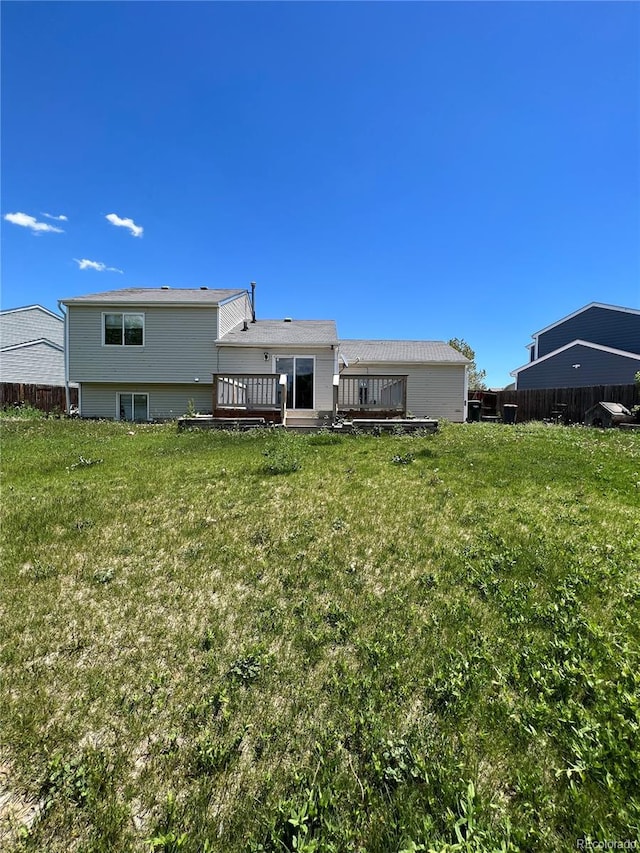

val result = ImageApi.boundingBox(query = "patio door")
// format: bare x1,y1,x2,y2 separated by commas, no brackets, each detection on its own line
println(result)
118,392,149,422
275,357,314,409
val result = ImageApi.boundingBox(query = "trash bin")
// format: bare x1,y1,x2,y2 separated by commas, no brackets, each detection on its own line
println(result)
502,404,518,425
467,400,482,422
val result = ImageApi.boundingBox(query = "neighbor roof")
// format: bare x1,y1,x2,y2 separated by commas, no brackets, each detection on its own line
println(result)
339,340,470,364
0,304,63,319
1,337,63,353
60,287,246,306
531,302,640,338
511,339,640,377
218,319,338,346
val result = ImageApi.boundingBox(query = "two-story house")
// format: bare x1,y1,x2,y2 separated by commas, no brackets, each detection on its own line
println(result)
0,304,67,386
60,286,470,423
511,302,640,390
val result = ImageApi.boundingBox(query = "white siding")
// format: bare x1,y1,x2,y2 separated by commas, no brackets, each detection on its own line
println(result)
68,305,219,383
80,383,214,420
216,346,336,412
0,342,66,385
218,293,251,338
340,364,466,422
0,307,64,348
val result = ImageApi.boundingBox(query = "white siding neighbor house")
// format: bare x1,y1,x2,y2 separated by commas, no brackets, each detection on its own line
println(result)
60,286,470,423
0,305,67,386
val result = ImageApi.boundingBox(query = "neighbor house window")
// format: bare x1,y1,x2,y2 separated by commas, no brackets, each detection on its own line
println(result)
104,313,144,346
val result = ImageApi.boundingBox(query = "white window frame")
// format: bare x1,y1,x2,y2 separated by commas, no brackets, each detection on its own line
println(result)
116,392,149,422
102,312,145,347
272,354,316,410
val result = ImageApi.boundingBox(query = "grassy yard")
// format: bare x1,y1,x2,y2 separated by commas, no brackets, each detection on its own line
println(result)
0,419,638,852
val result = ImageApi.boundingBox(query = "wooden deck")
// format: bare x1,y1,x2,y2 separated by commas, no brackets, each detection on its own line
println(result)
212,373,286,422
336,375,407,418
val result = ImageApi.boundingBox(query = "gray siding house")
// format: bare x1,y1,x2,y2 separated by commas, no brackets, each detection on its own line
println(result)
512,303,640,390
0,305,67,385
61,286,470,423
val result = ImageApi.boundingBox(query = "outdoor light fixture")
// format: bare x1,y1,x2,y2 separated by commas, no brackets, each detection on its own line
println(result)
264,352,269,360
572,364,581,369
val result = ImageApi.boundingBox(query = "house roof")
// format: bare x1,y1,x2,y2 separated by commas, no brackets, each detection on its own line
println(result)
339,340,470,364
511,339,640,376
1,337,63,353
531,302,640,339
60,287,246,307
0,304,63,320
218,319,338,346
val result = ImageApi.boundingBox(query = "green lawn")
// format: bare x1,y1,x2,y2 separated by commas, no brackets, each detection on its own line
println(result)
1,419,639,852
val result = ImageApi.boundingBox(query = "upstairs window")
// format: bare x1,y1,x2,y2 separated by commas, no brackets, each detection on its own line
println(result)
104,313,144,346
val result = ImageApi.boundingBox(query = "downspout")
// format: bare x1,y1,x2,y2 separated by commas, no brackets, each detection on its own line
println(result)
463,363,469,422
58,300,71,414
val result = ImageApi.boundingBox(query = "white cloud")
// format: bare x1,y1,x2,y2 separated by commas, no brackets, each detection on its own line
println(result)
42,212,68,222
4,212,64,233
73,258,123,273
106,212,143,238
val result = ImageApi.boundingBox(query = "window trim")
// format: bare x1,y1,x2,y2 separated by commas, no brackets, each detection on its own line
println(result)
116,391,149,422
102,311,145,347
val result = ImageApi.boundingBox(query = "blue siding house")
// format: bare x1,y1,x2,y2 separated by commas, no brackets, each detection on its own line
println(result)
511,303,640,390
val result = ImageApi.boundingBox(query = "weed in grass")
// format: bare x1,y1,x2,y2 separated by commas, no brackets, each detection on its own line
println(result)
392,452,414,465
67,456,104,470
92,568,115,584
29,561,58,581
261,432,303,474
227,653,263,685
0,404,47,420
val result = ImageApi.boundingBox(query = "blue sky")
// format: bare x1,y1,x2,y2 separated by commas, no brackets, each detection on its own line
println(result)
2,1,638,388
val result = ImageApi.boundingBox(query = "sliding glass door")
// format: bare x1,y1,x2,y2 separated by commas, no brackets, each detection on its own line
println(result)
118,393,149,422
275,357,314,409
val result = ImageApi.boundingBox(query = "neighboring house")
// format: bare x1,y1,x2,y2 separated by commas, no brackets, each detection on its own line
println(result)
60,286,470,423
511,303,640,390
0,305,67,385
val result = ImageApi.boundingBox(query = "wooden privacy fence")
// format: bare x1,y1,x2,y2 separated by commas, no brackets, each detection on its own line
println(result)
0,383,77,413
470,384,639,423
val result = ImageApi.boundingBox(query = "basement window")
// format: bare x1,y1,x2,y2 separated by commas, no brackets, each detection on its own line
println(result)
104,312,144,346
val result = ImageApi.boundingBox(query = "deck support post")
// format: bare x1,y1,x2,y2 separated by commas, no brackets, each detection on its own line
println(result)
279,373,288,426
212,374,219,417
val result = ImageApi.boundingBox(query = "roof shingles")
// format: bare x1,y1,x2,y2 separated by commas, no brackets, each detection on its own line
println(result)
219,319,338,346
61,287,245,306
339,339,470,364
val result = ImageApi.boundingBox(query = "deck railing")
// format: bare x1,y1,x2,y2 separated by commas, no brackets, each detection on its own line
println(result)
212,373,287,423
336,375,407,417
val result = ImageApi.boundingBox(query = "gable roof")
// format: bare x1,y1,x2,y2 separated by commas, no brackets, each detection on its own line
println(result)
339,340,470,364
218,319,338,346
1,337,64,353
531,302,640,339
511,339,640,376
60,287,246,307
0,304,63,320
